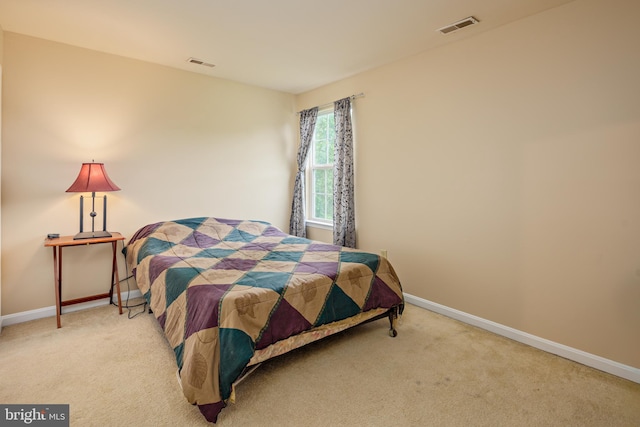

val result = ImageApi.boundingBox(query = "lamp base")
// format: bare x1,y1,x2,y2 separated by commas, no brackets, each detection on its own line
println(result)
73,230,113,240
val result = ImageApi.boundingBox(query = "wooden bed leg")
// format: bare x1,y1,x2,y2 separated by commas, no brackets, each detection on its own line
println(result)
388,306,399,337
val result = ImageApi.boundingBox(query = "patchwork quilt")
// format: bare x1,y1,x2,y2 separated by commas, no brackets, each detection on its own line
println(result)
124,217,404,423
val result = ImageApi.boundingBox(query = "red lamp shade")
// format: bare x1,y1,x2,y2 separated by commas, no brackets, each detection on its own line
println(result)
66,162,120,193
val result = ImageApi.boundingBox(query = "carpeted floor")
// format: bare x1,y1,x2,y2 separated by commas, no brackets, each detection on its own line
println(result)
0,301,638,426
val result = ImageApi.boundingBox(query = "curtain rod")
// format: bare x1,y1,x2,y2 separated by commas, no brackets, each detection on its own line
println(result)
297,92,365,114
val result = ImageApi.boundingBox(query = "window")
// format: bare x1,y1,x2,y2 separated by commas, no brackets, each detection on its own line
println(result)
307,109,335,225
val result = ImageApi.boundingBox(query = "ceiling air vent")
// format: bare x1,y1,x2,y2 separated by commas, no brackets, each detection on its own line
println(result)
437,16,479,35
187,57,215,68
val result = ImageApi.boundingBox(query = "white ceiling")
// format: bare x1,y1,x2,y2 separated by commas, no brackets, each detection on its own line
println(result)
0,0,575,94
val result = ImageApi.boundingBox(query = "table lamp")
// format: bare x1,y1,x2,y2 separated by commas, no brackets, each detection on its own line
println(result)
66,162,121,240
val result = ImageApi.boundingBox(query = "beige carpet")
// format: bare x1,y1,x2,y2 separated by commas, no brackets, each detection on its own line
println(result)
0,301,638,426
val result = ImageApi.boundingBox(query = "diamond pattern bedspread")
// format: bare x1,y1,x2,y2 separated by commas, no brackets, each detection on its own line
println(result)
124,217,403,423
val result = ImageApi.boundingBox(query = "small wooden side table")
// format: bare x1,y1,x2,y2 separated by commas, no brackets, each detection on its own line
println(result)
44,233,125,328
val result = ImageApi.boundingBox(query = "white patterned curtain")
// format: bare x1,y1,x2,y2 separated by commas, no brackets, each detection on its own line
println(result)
289,107,318,237
333,98,356,248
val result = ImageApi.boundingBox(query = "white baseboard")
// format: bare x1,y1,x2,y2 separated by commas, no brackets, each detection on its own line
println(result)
3,290,637,384
404,293,640,384
0,290,143,327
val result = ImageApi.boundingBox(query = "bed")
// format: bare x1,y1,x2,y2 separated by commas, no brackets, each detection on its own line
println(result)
123,217,404,423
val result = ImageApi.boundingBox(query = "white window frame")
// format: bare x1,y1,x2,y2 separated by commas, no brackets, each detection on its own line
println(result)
305,108,335,229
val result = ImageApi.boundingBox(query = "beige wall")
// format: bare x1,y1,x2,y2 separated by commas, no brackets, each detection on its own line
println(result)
297,0,640,368
0,25,4,328
1,33,296,315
